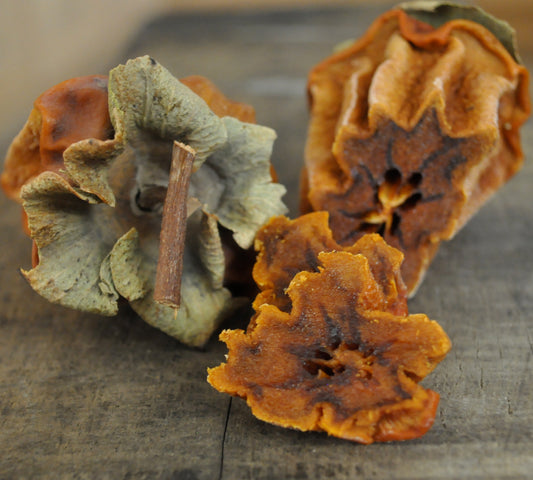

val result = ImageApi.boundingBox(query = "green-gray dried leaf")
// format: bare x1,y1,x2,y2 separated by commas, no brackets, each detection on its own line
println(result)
22,172,120,315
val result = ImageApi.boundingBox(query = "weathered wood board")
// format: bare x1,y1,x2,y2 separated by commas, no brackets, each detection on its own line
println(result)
1,5,532,479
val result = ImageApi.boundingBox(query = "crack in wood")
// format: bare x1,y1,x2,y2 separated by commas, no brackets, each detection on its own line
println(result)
218,397,232,480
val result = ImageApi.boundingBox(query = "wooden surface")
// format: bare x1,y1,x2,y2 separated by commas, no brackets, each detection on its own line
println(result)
1,5,532,479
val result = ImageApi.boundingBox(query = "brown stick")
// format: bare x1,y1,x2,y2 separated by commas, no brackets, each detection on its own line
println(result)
154,141,196,309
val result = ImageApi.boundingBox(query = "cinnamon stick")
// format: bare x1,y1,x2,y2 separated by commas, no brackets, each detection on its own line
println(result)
154,141,196,309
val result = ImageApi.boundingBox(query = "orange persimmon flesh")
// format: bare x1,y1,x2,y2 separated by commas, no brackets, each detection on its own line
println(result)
209,214,451,444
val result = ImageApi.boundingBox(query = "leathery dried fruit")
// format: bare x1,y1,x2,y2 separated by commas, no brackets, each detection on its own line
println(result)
252,211,407,319
301,1,530,295
1,56,287,347
208,213,451,443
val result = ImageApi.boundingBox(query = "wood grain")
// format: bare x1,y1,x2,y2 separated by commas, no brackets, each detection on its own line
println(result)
1,6,532,479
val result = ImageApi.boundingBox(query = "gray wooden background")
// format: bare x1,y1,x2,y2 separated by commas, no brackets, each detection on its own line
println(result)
1,5,532,479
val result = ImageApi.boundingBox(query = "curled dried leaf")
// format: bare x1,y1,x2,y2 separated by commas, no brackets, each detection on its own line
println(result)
398,1,522,63
301,3,530,295
4,56,287,346
208,245,451,444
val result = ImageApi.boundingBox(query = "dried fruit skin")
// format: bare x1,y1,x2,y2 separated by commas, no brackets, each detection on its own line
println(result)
302,5,530,295
209,215,451,444
180,75,256,123
1,76,111,202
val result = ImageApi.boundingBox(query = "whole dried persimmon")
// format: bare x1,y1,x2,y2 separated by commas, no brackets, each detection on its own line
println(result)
1,56,287,346
302,2,530,295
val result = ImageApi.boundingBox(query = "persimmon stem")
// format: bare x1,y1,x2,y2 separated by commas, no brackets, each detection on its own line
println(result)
154,141,196,309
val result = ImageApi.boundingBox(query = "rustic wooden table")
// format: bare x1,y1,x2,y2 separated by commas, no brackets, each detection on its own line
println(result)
1,5,532,479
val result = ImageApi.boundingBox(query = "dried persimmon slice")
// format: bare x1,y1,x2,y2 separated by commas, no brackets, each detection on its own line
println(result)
252,212,407,318
208,250,451,444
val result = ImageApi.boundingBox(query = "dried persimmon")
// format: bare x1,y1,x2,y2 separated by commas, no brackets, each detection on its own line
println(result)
301,2,530,295
1,56,287,346
209,220,451,443
252,212,407,318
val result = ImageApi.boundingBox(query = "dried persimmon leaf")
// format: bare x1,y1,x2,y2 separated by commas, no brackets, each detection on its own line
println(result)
10,55,287,347
208,250,451,444
122,230,236,347
64,138,123,207
199,117,286,249
108,228,146,302
109,208,237,346
21,172,119,316
302,5,530,295
398,1,521,62
64,55,228,207
191,211,226,291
